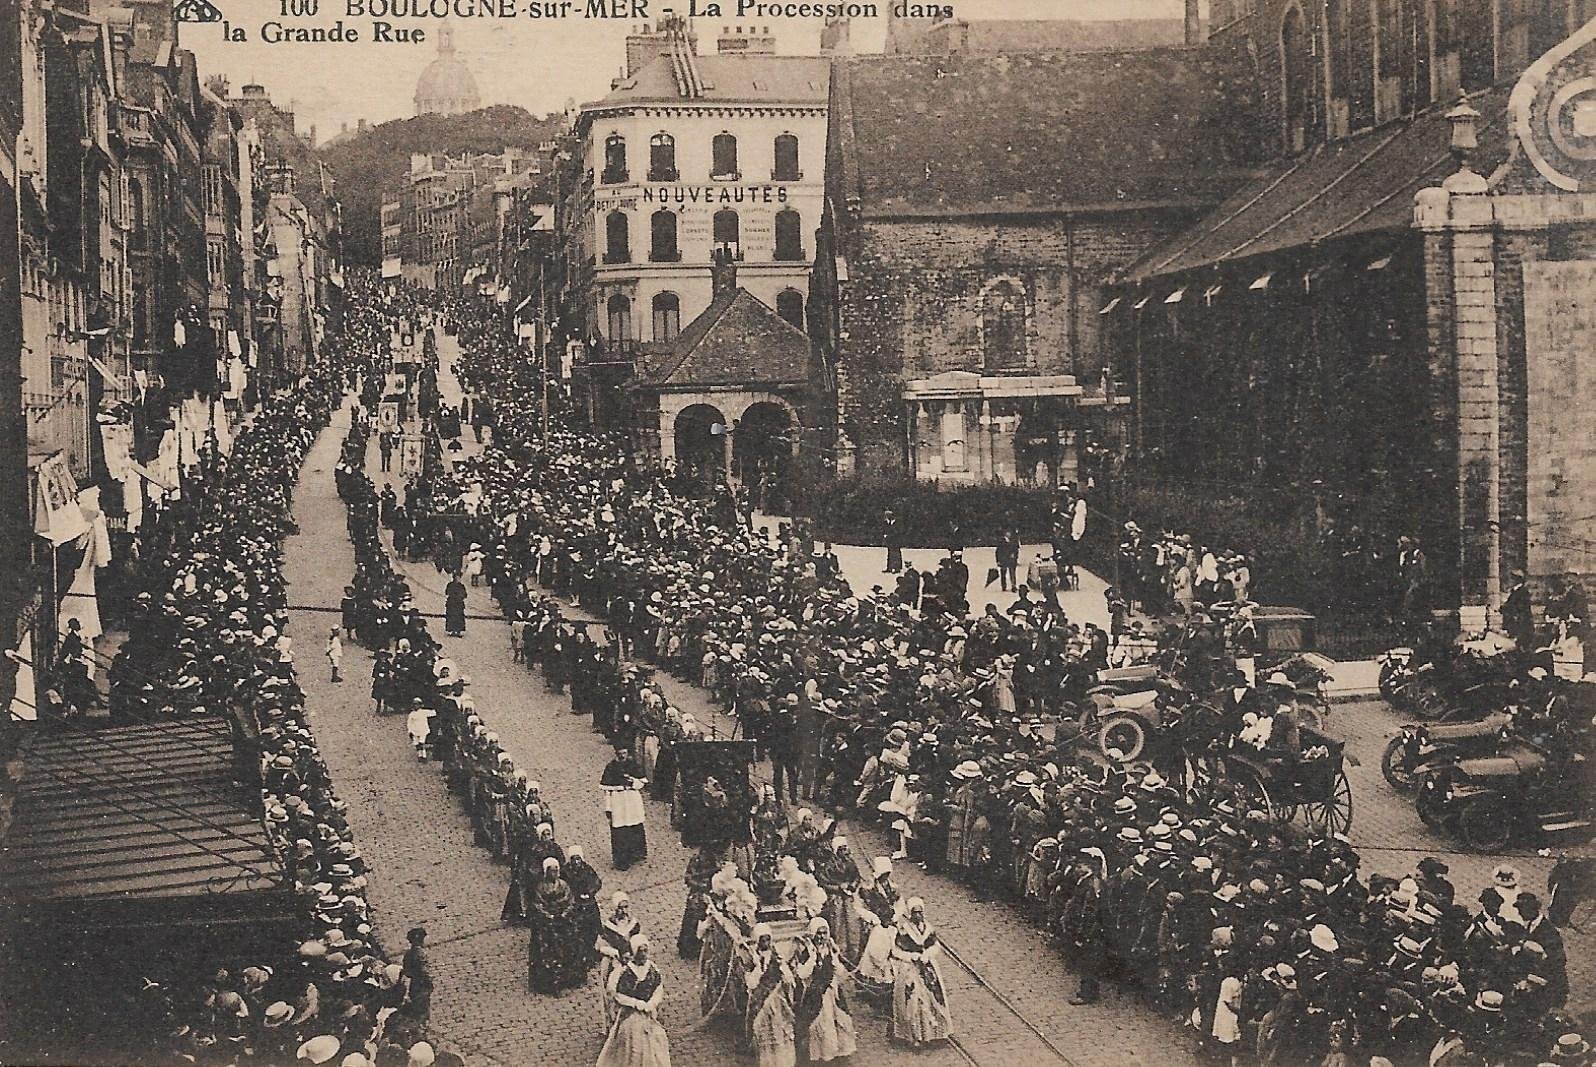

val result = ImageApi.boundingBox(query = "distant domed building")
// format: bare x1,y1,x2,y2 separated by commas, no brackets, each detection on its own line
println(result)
414,23,481,117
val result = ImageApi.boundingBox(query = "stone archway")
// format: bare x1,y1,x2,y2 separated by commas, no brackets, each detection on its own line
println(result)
672,403,727,483
733,400,796,511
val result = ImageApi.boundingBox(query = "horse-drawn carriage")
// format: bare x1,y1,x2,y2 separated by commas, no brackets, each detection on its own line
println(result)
1080,605,1353,834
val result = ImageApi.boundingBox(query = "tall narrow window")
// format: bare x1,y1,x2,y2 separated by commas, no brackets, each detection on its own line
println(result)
713,208,740,252
128,177,145,249
650,209,679,262
652,292,681,342
776,289,804,331
603,134,627,184
712,132,739,179
774,209,804,262
773,134,800,181
982,281,1026,372
607,294,632,342
604,211,630,263
1528,0,1568,59
1457,0,1494,90
1325,0,1350,125
649,133,677,181
1282,5,1313,152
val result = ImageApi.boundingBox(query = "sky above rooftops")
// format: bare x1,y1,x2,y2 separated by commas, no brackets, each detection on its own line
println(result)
183,0,1206,140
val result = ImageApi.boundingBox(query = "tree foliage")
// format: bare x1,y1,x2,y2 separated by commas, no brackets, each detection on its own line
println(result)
317,105,564,265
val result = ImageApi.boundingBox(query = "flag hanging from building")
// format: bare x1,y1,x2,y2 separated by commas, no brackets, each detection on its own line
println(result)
33,454,89,546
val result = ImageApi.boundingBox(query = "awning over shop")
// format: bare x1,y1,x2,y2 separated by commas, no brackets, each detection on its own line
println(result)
1126,85,1512,283
0,716,284,906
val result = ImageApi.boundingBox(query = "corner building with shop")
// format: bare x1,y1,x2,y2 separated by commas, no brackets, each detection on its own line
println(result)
566,19,828,424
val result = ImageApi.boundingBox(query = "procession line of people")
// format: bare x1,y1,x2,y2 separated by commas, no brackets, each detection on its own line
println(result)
350,277,1587,1067
102,341,454,1067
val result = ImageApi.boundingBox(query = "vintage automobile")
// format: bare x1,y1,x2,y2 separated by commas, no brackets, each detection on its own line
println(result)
1381,711,1516,792
1416,741,1594,851
1376,642,1518,721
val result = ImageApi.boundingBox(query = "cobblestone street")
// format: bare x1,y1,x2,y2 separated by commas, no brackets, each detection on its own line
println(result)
282,341,1226,1067
278,334,1593,1067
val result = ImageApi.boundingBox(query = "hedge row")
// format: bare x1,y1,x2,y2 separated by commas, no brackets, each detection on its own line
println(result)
799,475,1368,621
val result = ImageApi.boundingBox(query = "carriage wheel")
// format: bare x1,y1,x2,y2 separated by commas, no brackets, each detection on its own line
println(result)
1304,769,1354,837
1228,766,1277,822
1184,751,1223,791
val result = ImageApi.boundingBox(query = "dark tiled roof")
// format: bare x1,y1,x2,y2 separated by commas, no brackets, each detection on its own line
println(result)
902,18,1195,55
834,50,1257,218
593,55,830,108
1127,85,1514,281
641,288,809,389
0,717,282,901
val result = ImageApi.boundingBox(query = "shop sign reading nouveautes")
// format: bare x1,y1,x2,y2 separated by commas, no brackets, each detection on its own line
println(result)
600,185,793,207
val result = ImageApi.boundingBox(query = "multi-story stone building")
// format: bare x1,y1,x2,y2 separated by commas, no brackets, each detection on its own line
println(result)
201,79,248,400
568,18,828,427
1112,0,1596,628
1,0,30,721
807,44,1256,484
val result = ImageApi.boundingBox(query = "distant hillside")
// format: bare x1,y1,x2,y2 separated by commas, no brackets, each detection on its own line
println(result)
318,105,564,266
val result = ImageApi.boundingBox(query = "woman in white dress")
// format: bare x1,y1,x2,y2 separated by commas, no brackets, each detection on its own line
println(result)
595,893,641,1029
852,857,903,1006
889,898,951,1046
791,918,857,1063
742,924,797,1067
596,935,671,1067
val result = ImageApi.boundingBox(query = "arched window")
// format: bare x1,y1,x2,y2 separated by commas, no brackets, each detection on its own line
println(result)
773,133,800,181
650,209,679,262
1281,5,1313,152
607,294,632,342
604,211,630,263
773,209,804,261
776,289,804,331
1457,0,1494,92
1324,0,1349,105
713,208,740,251
982,280,1026,372
712,132,739,179
1528,0,1566,63
649,133,677,181
652,292,681,342
1373,0,1412,121
603,134,627,184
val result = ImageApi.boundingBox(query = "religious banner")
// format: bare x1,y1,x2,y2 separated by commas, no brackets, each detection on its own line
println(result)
378,402,401,434
33,454,88,546
99,422,134,482
399,433,424,476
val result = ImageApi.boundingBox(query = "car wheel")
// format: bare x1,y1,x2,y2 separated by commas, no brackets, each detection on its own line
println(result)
1098,714,1147,763
1415,777,1448,829
1382,736,1418,793
1458,797,1514,852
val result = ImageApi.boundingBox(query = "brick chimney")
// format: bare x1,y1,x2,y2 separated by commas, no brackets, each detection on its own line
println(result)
711,244,738,297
